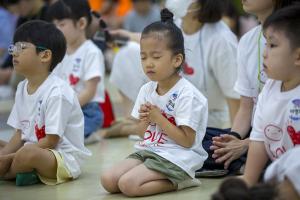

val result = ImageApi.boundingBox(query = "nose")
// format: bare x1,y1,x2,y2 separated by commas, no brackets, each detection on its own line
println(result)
263,44,268,59
145,60,154,69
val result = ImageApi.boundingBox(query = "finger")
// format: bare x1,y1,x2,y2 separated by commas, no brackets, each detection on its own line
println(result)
145,102,152,108
216,152,232,164
212,136,222,141
212,141,227,148
212,153,222,159
224,157,234,170
221,134,237,141
210,145,221,150
214,148,229,155
139,113,149,119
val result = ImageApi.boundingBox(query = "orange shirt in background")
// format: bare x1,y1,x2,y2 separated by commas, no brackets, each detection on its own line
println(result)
88,0,132,16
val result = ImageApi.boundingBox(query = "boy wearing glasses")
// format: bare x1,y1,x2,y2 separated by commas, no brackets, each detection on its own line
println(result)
0,20,91,186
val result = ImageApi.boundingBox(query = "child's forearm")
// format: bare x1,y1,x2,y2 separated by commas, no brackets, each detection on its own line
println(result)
156,116,195,148
78,77,100,107
136,121,149,137
0,130,24,155
36,134,60,149
78,90,95,107
243,141,269,186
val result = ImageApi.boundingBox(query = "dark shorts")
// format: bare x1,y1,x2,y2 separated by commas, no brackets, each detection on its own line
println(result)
128,150,191,185
82,102,103,138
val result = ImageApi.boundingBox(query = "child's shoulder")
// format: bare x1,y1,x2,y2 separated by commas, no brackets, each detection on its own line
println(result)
239,25,262,46
77,40,103,55
43,75,77,103
178,78,207,101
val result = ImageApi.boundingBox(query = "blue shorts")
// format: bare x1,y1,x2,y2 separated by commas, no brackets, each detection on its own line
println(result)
82,102,103,138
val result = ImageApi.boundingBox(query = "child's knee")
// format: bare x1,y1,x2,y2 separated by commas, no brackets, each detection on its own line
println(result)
15,145,39,165
100,171,119,193
118,175,140,197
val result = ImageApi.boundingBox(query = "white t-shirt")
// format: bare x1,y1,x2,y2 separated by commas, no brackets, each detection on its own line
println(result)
181,21,239,127
131,78,208,177
250,79,300,160
264,146,300,196
234,25,267,122
110,41,149,102
53,40,105,103
7,74,92,178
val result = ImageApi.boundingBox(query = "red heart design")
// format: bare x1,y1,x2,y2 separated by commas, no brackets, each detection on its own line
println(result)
69,74,80,86
183,62,194,75
35,124,46,141
162,112,176,126
287,126,300,145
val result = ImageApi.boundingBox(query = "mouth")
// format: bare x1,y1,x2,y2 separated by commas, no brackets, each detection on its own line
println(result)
146,70,155,75
263,63,268,70
13,59,19,66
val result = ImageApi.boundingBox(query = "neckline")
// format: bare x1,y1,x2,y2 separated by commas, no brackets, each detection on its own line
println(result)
154,78,182,97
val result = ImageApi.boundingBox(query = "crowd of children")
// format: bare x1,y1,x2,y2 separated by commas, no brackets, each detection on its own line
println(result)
0,0,300,199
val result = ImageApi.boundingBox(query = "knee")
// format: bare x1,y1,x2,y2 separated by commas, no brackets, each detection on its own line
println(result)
14,145,39,165
100,171,120,193
118,175,140,197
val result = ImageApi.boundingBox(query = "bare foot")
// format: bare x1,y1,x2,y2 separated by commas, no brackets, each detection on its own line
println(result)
98,119,136,138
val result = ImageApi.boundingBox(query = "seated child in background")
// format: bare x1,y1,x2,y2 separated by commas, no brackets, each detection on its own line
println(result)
100,9,208,197
0,20,91,186
47,0,106,143
241,4,300,186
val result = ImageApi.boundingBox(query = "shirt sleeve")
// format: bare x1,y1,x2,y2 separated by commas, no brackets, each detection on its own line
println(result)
264,147,300,195
175,91,208,132
82,50,104,82
45,96,74,137
249,88,266,141
131,84,148,119
208,36,239,99
234,36,253,97
7,103,20,129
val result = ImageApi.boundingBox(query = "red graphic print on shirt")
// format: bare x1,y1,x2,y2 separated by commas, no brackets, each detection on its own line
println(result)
162,112,176,126
183,62,194,75
139,112,176,147
35,124,46,141
287,126,300,145
69,74,80,86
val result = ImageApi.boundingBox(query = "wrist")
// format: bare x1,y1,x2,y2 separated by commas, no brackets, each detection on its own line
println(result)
228,131,242,140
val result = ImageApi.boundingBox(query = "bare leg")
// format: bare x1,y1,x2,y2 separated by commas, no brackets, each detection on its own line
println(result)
118,164,177,197
0,153,14,177
3,144,57,180
0,140,7,149
100,158,142,193
98,118,137,138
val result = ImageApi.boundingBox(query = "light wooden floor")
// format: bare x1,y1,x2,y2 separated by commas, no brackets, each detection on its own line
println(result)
0,134,223,200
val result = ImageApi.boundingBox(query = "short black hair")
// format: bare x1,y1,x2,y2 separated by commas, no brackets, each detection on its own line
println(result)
46,0,92,26
13,20,66,72
141,9,185,69
198,0,224,23
263,4,300,50
0,0,19,6
211,178,278,200
273,0,300,12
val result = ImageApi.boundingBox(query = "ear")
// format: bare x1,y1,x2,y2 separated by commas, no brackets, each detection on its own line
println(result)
294,48,300,67
77,17,88,30
39,50,52,64
172,53,184,69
